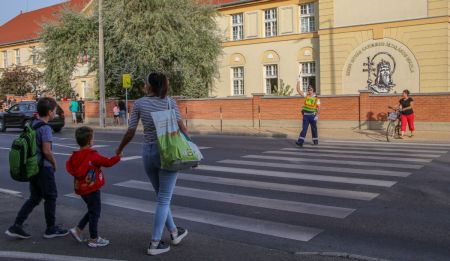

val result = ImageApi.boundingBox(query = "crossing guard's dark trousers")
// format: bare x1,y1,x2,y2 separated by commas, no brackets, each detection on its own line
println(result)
297,114,318,144
14,166,57,228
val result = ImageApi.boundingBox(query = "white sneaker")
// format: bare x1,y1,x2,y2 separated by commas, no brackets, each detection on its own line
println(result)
69,227,85,243
88,237,110,248
170,227,188,246
147,241,170,256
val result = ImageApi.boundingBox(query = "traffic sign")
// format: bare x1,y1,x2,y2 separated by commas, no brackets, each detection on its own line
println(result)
122,74,132,89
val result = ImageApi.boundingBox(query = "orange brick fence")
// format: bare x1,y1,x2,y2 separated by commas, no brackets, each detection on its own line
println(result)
57,91,450,131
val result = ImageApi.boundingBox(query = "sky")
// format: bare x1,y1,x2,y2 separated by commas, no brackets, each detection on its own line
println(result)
0,0,66,26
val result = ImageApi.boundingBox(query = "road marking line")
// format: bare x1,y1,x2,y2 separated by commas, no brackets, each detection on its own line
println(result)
243,155,423,170
53,143,79,149
54,152,72,156
322,140,450,148
219,160,411,178
281,148,441,158
264,151,432,163
66,193,323,242
179,173,379,201
115,180,355,218
0,188,21,196
0,251,125,261
0,147,9,150
121,156,143,161
196,165,396,187
198,146,212,150
92,145,110,148
300,145,448,154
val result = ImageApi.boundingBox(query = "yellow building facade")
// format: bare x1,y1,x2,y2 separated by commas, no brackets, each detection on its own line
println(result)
0,0,96,99
213,0,450,97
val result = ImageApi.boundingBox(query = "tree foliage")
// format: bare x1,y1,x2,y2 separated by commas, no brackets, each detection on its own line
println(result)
273,79,294,96
40,0,222,99
0,66,43,97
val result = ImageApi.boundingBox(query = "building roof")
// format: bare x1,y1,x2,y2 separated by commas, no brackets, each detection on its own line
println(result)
0,0,90,46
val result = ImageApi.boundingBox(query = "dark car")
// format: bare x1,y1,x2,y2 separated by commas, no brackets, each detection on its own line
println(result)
0,101,65,132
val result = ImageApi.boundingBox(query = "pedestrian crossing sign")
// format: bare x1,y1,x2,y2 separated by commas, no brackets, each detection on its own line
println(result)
122,74,132,89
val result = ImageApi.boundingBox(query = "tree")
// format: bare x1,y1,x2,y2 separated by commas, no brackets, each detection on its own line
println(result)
0,66,43,97
40,0,222,99
273,79,294,96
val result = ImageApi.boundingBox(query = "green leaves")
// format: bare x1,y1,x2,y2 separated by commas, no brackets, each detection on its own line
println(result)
0,66,43,97
40,0,221,99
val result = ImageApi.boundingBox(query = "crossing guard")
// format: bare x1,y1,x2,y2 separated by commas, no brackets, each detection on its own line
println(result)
296,81,320,147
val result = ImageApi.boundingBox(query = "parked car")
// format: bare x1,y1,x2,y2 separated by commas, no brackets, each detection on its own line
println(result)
0,101,65,132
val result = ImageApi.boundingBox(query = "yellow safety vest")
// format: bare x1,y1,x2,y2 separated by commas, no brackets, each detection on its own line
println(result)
302,96,318,113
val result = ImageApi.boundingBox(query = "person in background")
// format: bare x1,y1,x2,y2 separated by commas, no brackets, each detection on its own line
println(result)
398,89,415,138
295,81,320,147
70,98,79,125
113,104,120,126
118,100,126,125
78,97,85,123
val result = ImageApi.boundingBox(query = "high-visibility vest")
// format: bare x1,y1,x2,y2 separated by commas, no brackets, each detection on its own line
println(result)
302,96,319,113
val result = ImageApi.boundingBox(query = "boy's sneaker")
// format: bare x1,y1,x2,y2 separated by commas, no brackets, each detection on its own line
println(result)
147,241,170,256
43,225,69,239
170,227,188,245
5,225,31,239
88,237,110,248
70,227,86,243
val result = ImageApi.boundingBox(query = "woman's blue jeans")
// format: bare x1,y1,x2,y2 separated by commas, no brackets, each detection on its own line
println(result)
142,143,178,241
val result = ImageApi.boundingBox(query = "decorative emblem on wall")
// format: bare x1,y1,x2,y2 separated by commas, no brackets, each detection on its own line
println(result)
363,52,396,94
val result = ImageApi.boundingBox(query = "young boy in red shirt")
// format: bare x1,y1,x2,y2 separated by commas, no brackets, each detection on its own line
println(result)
66,126,120,247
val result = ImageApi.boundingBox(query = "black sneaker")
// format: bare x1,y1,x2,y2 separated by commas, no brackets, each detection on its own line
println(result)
43,225,69,239
5,225,31,239
147,241,170,256
170,227,188,245
295,141,303,147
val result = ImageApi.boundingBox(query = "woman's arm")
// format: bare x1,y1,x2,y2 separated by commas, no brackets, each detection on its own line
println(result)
116,128,136,155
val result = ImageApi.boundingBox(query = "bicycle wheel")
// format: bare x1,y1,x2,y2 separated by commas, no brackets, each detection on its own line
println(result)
386,121,396,142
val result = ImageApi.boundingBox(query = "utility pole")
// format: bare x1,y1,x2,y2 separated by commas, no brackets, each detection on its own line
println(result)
98,0,106,127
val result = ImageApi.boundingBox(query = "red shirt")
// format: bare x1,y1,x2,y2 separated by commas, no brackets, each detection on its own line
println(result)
66,148,120,195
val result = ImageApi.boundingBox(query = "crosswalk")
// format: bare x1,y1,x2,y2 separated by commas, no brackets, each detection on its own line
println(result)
65,141,450,243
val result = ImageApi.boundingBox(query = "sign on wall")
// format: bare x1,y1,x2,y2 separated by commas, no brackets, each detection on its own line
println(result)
342,39,419,94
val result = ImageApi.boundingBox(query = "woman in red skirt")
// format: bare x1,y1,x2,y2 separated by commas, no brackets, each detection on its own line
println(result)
399,89,415,138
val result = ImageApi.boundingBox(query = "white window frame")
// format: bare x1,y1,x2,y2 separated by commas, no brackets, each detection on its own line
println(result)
31,46,38,65
264,64,278,94
264,9,277,37
231,67,245,96
232,13,244,41
300,3,316,33
15,49,20,65
2,51,7,68
299,62,316,93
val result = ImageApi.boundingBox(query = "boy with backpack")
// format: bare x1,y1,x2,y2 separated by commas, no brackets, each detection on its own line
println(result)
6,97,69,239
66,126,121,247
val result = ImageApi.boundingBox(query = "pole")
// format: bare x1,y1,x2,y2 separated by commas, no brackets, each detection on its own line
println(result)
125,89,128,128
98,0,106,128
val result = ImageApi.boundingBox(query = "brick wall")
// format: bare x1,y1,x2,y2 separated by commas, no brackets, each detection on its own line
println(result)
57,92,450,129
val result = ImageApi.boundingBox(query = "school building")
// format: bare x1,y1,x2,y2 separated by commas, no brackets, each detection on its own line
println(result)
212,0,449,97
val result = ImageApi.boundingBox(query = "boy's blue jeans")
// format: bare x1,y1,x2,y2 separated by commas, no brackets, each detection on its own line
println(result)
15,166,57,228
142,143,178,241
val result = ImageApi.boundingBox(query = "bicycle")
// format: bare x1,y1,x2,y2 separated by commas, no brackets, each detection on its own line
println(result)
386,106,401,142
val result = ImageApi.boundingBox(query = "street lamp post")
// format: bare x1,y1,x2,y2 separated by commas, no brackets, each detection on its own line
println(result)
98,0,106,128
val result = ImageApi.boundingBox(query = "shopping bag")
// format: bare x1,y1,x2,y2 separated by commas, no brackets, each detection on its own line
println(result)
151,99,202,171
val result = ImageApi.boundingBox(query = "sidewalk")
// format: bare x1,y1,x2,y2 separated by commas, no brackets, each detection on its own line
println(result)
0,192,386,261
64,122,450,144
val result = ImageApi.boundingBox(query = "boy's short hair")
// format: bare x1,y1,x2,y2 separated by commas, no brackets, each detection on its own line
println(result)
75,126,94,147
37,97,57,117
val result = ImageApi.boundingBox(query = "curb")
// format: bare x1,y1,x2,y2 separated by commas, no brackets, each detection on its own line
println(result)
295,252,391,261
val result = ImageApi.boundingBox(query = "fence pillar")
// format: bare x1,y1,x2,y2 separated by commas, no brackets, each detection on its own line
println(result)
252,93,264,128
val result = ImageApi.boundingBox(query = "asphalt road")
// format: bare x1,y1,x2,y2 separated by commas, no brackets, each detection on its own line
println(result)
0,128,449,261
